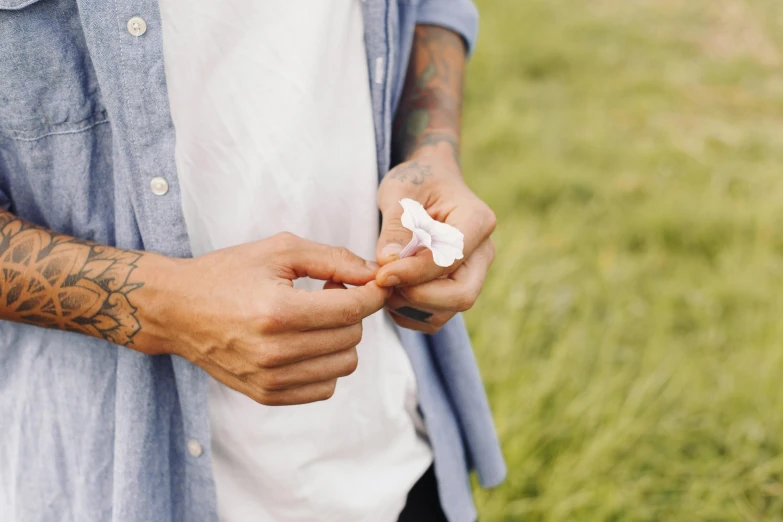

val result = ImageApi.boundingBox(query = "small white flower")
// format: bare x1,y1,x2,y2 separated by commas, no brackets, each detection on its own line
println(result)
398,198,464,267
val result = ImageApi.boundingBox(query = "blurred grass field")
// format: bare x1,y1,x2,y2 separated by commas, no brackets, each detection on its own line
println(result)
461,0,783,520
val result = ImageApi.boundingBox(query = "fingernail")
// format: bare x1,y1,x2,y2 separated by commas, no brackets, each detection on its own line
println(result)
381,243,402,258
382,275,401,287
365,260,380,271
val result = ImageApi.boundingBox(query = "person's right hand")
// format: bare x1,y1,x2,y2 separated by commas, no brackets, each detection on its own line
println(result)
154,232,388,406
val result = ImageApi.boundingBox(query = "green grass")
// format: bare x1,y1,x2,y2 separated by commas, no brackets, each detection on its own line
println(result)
462,1,783,520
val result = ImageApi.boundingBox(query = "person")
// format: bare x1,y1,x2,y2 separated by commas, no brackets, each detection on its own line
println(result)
0,0,505,521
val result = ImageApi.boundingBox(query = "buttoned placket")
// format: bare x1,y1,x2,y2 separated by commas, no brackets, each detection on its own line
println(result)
69,0,218,517
121,6,208,463
115,3,217,510
361,0,394,181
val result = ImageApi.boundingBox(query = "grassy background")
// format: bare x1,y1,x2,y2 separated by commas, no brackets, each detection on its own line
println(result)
462,0,783,520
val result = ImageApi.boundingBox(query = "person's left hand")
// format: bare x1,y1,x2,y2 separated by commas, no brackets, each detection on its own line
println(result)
375,155,496,333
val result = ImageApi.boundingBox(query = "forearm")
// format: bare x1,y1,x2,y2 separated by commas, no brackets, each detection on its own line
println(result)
392,24,467,166
0,209,179,354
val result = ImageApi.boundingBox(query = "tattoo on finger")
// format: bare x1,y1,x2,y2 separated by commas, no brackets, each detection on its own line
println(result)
395,306,433,323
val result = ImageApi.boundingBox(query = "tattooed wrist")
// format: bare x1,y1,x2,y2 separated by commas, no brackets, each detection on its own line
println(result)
0,211,146,346
408,132,461,166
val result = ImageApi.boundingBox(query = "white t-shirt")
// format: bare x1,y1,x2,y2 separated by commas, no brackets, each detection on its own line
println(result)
157,1,433,521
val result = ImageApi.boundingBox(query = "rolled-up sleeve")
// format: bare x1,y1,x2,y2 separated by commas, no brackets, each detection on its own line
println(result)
416,0,479,55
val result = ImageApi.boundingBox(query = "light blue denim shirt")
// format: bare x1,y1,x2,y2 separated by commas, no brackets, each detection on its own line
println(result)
0,1,505,521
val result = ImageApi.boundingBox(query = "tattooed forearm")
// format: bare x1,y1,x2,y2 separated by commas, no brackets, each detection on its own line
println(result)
0,211,145,345
393,25,467,166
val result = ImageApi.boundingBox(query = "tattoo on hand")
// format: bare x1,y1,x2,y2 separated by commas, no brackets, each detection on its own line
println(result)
395,306,433,323
0,214,144,346
389,161,433,185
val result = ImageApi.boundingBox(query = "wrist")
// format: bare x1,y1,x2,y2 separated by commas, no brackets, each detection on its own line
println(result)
128,254,192,356
404,131,461,170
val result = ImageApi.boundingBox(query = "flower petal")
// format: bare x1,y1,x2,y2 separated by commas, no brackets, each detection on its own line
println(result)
397,198,465,266
428,219,465,249
400,198,434,231
430,239,465,267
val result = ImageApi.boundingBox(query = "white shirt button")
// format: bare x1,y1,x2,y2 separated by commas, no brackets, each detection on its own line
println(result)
127,16,147,37
187,439,203,457
150,176,169,196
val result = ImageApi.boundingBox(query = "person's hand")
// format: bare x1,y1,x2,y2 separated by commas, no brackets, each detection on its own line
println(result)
374,155,496,333
157,233,388,406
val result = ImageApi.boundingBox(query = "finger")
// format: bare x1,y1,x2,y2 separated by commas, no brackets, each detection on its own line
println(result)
441,202,496,261
255,347,358,391
198,362,339,406
260,322,363,366
376,204,495,288
267,281,389,332
376,198,413,266
398,238,494,312
259,379,339,406
386,307,455,335
270,232,380,285
385,289,454,326
376,248,448,288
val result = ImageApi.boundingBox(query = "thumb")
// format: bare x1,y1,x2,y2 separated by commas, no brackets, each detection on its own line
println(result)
376,200,412,267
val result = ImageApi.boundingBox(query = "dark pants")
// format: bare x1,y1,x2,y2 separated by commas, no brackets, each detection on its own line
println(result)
397,466,448,522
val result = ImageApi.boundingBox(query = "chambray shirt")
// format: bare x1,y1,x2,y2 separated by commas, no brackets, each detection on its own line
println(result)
0,1,506,521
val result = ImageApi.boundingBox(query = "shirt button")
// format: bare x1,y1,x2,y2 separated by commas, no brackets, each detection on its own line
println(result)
127,16,147,37
150,176,169,196
187,439,203,457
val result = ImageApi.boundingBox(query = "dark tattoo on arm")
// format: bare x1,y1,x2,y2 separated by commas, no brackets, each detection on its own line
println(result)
388,160,433,185
395,306,433,323
0,211,144,346
393,25,467,166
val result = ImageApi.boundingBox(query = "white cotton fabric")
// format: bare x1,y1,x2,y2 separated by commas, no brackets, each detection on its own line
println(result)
157,1,433,521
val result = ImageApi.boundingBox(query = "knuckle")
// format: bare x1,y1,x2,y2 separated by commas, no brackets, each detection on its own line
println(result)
334,246,354,262
331,246,358,271
342,348,359,376
258,371,287,392
483,205,497,235
258,305,287,334
487,239,496,264
270,232,301,257
319,381,338,401
347,323,363,347
454,291,477,312
252,390,279,406
272,231,298,247
341,299,365,325
401,286,425,305
256,347,285,368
